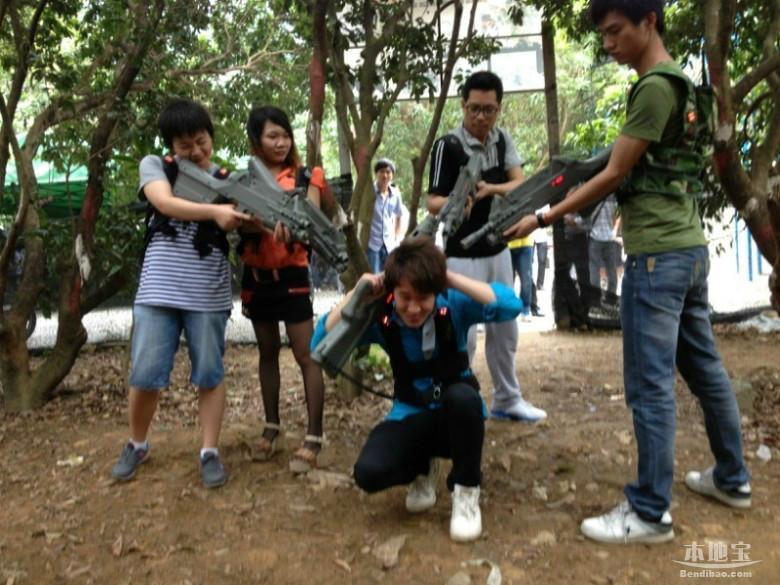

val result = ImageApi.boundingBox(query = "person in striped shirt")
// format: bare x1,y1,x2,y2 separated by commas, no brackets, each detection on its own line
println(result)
111,99,249,489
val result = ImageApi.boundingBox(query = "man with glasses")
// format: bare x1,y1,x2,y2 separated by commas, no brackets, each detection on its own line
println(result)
426,70,547,423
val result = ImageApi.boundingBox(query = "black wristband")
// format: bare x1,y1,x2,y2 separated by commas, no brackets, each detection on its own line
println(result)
536,211,548,228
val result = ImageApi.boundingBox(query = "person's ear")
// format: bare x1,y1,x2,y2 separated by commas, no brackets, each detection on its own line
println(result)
645,11,657,32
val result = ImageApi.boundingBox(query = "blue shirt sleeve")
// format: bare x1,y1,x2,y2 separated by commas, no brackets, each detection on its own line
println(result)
310,313,330,351
446,282,522,333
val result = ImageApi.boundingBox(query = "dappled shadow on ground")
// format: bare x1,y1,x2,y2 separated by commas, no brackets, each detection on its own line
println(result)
1,328,779,584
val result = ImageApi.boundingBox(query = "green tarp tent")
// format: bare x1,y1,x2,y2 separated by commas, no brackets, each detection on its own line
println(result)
2,158,94,219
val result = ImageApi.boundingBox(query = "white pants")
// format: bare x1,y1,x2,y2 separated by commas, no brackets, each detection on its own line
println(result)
447,248,523,409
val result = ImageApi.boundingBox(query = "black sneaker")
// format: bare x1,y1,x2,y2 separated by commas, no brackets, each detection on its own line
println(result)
111,442,149,481
200,452,228,488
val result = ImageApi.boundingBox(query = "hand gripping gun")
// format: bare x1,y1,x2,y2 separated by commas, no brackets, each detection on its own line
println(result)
411,154,482,245
172,158,350,273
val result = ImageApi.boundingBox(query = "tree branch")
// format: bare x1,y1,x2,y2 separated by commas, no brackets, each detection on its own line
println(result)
752,89,780,181
733,53,780,104
0,94,33,301
325,24,359,159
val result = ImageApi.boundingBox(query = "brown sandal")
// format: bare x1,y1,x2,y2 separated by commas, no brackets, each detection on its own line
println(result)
251,423,283,462
289,434,323,474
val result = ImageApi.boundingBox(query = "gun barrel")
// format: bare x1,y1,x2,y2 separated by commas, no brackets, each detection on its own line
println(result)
458,146,614,249
460,225,490,249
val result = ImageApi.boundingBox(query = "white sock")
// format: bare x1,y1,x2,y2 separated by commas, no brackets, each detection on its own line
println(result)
130,440,148,452
200,447,218,459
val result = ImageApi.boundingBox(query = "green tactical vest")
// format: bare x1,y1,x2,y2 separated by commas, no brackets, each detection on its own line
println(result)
618,63,715,203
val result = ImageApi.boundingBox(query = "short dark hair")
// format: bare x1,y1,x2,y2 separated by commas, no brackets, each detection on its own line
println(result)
384,236,447,295
461,70,504,104
158,98,214,150
590,0,665,34
246,105,300,168
374,158,395,174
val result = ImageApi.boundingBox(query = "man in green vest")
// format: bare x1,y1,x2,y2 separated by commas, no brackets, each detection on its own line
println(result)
505,0,751,544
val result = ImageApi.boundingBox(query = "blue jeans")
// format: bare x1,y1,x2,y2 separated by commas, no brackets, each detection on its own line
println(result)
367,245,388,274
621,246,750,521
130,304,229,390
510,246,534,315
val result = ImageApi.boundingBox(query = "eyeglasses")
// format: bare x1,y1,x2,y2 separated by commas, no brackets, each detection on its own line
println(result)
465,104,499,117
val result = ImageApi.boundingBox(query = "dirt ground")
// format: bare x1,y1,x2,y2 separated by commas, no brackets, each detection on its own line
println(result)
1,325,779,585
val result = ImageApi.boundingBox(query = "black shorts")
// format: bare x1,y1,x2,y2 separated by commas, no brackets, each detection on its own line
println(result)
241,266,313,324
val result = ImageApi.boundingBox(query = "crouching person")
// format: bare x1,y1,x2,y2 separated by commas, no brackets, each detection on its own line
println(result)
311,237,522,541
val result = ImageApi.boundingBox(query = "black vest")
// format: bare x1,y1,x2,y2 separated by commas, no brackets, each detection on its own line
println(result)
378,296,478,407
140,156,230,259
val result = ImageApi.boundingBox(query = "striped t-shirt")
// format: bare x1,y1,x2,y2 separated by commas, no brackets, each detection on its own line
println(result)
135,155,233,312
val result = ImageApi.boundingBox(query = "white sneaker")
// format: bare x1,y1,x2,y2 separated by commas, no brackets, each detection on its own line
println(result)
581,500,674,544
450,484,482,542
685,466,751,509
491,398,547,422
406,459,440,513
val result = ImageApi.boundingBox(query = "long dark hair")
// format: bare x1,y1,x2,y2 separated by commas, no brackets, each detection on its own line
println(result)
246,105,300,168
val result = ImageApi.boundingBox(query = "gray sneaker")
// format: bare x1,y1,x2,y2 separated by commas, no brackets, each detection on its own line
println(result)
111,442,149,481
200,452,227,488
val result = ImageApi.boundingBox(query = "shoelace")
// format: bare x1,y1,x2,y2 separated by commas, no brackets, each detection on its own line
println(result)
603,501,631,533
455,491,478,519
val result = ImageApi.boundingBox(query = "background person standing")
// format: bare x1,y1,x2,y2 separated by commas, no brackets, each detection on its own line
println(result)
367,158,406,273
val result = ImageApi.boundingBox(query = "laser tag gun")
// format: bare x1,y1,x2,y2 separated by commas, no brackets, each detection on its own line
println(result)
460,146,614,250
172,158,350,273
411,154,482,245
311,278,383,378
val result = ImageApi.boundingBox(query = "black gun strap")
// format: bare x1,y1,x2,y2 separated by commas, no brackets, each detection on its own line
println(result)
141,156,229,260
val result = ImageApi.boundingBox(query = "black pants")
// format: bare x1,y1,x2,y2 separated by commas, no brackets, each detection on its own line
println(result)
535,242,548,289
353,383,484,493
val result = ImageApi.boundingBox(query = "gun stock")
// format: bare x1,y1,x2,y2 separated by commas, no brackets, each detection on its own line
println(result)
310,279,382,378
460,146,613,249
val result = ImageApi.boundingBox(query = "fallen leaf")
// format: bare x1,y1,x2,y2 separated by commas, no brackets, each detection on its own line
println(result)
112,534,123,557
55,456,84,468
334,558,351,573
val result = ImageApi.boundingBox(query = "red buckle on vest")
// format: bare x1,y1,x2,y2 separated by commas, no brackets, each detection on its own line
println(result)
385,293,394,303
438,307,448,317
164,155,174,164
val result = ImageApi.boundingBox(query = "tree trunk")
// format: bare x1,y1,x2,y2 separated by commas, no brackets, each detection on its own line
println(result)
769,176,780,312
306,0,327,169
541,17,576,329
406,0,467,232
705,0,779,269
0,144,47,410
1,0,164,411
542,19,560,158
